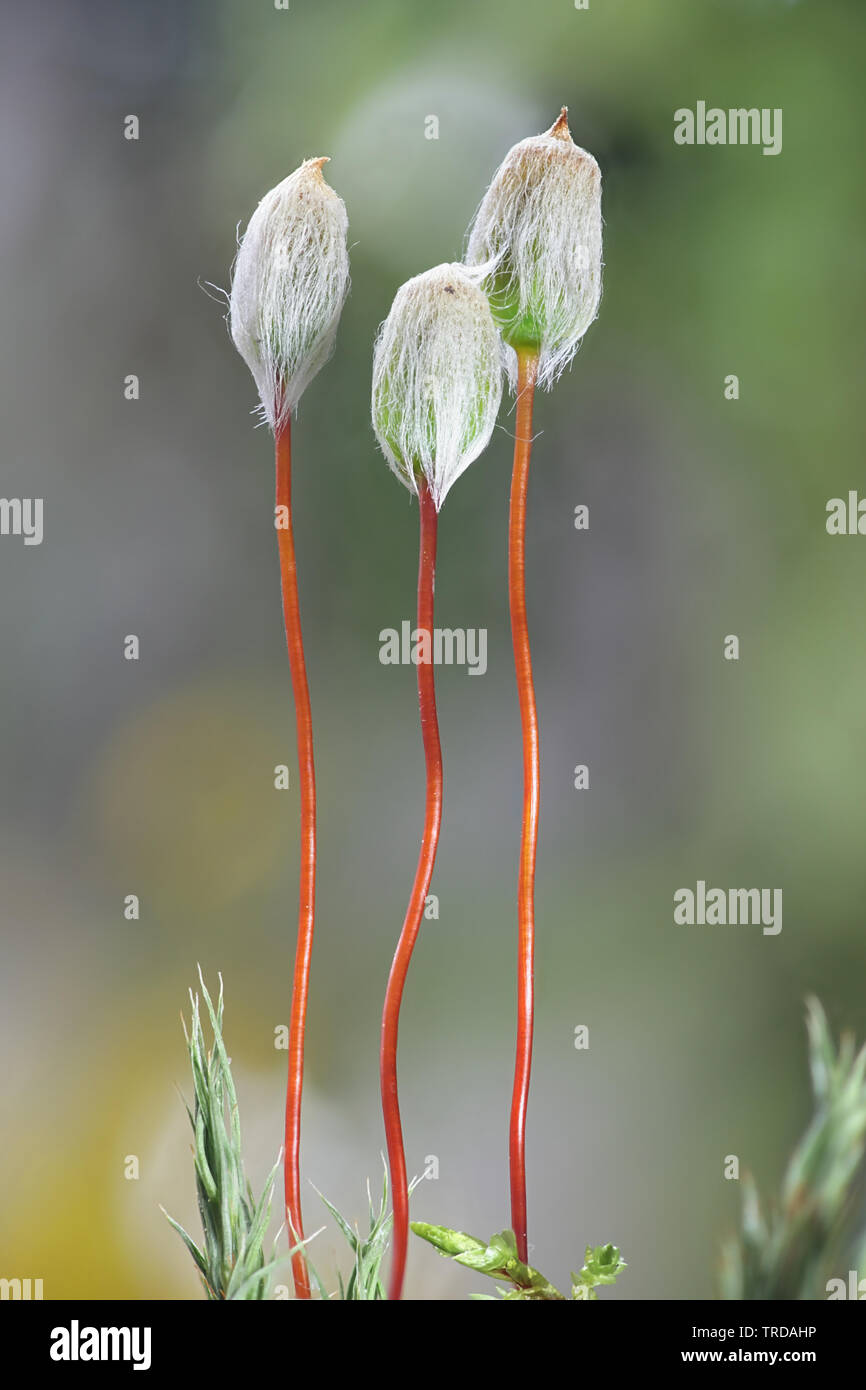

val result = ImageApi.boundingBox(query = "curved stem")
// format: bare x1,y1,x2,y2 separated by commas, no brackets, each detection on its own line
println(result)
380,478,443,1302
508,349,540,1264
276,420,316,1301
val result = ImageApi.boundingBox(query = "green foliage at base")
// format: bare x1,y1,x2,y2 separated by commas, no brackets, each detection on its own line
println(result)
411,1223,626,1301
306,1174,394,1300
720,998,866,1300
162,971,287,1299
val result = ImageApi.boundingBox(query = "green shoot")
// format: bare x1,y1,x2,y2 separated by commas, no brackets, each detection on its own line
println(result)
720,997,866,1300
411,1223,626,1301
163,969,301,1300
306,1172,395,1300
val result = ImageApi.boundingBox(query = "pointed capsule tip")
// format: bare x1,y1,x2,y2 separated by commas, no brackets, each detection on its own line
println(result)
548,107,572,142
302,155,331,183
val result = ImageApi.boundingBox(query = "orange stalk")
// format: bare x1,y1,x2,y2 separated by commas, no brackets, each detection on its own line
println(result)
275,419,316,1300
380,477,443,1301
508,348,540,1263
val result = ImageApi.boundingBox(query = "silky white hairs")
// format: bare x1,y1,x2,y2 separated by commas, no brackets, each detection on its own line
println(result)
371,263,503,511
466,109,602,392
230,157,350,432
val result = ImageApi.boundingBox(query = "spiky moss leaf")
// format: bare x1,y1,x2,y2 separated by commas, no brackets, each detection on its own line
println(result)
160,1209,210,1284
312,1185,359,1252
309,1172,394,1300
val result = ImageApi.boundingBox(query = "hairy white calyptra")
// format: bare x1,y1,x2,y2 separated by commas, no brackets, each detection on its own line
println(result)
466,109,602,392
371,264,503,511
230,157,350,432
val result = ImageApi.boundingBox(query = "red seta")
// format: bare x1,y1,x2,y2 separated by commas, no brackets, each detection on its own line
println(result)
508,351,540,1264
276,420,316,1301
380,478,443,1301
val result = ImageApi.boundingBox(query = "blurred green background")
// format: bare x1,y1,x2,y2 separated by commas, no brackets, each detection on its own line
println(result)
1,0,865,1299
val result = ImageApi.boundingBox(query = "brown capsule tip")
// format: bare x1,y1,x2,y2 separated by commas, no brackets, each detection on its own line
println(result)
548,107,572,142
303,155,331,181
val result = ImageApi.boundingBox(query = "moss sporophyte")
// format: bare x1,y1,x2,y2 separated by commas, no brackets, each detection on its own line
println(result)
216,113,609,1301
372,263,501,1299
229,155,350,1299
465,108,603,1262
173,110,618,1303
